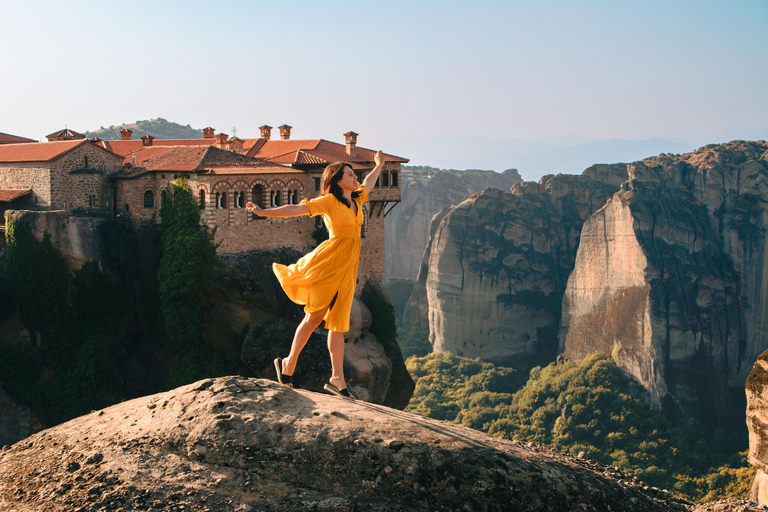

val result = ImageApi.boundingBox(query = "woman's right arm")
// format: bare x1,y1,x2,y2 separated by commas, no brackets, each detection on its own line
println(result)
246,202,309,218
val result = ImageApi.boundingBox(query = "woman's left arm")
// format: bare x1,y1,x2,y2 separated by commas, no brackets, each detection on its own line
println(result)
362,150,385,192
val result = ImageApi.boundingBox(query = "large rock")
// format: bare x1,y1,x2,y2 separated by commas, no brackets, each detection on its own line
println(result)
384,168,521,316
562,141,768,429
0,375,732,511
747,350,768,504
405,174,616,368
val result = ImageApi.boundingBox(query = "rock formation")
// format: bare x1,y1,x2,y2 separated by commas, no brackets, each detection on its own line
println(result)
404,174,617,368
562,141,768,428
2,375,756,512
384,168,521,317
747,349,768,505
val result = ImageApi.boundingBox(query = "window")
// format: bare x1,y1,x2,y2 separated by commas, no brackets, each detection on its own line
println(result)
313,177,320,191
161,190,168,206
288,189,299,204
252,184,265,208
218,192,227,209
235,191,244,208
199,189,206,208
88,194,95,207
382,172,389,187
272,190,282,207
144,190,154,208
84,156,89,168
391,172,398,187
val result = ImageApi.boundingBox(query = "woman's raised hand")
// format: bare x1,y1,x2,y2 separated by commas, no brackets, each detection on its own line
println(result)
374,150,384,167
245,201,263,215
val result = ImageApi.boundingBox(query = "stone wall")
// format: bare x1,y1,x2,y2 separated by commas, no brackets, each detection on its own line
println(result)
50,144,121,213
0,163,51,208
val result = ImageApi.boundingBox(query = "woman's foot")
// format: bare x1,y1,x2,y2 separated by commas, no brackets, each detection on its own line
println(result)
324,380,355,400
274,358,293,388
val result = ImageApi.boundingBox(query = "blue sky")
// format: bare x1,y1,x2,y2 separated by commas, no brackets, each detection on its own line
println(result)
1,0,766,176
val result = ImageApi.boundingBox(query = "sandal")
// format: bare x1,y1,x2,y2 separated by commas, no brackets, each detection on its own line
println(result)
274,358,293,388
324,381,356,400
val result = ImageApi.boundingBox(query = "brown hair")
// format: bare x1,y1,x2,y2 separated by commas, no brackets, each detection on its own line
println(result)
321,162,361,208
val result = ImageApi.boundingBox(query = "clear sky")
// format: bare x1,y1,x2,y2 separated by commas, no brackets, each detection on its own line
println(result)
1,0,766,168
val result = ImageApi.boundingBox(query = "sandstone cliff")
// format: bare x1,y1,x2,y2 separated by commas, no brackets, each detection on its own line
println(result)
562,141,768,429
747,349,768,505
404,174,617,368
384,168,521,316
2,375,756,512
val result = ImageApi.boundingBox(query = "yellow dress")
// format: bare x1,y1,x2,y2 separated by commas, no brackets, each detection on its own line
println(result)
272,185,368,333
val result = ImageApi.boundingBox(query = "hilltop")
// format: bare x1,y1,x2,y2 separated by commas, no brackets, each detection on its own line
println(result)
83,118,204,140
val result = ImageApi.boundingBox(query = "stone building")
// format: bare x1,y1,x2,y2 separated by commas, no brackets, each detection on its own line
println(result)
0,126,407,284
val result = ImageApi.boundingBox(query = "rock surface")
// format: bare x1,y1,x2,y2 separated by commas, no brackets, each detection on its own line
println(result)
562,141,768,428
404,174,616,368
384,169,521,317
747,350,768,504
1,375,751,512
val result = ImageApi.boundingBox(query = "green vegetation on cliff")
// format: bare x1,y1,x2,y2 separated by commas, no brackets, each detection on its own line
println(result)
406,352,753,502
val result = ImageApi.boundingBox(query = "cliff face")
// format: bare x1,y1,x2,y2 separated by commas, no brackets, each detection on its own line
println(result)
405,175,617,367
0,376,715,511
562,141,768,428
384,169,522,315
747,349,768,505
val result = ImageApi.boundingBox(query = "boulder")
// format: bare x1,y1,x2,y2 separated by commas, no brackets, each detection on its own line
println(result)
0,375,718,511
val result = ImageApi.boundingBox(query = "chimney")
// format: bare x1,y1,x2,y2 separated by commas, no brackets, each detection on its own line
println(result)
344,131,358,157
202,127,215,139
259,125,273,140
141,134,154,146
278,124,292,140
215,133,228,147
120,128,133,140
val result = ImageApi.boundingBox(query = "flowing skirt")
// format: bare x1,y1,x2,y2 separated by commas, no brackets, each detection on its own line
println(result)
272,236,361,333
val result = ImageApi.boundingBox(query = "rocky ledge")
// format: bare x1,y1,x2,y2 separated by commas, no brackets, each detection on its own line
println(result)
0,376,763,512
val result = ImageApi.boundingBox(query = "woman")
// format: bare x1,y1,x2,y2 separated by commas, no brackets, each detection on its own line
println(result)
246,150,385,399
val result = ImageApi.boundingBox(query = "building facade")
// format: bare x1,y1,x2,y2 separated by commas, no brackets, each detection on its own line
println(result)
0,126,407,284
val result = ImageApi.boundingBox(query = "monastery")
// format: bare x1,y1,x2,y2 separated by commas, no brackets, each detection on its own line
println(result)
0,126,407,282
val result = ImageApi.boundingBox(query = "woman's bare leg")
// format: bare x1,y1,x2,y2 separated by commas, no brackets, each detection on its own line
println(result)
327,330,347,390
282,307,328,375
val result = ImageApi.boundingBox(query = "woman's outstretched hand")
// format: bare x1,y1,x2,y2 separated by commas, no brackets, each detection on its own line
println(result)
374,150,384,168
245,201,263,215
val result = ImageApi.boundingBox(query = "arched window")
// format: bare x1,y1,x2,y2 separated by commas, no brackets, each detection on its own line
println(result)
161,189,168,206
199,189,206,208
272,189,282,207
236,191,244,208
218,192,227,209
144,190,154,208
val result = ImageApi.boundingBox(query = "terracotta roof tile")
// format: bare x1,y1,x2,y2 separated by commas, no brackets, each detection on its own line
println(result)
0,132,36,144
46,128,85,141
0,140,111,164
0,189,32,202
246,139,322,159
104,139,211,156
117,146,296,178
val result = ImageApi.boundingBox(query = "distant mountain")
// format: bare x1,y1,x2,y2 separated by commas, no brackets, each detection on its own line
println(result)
84,118,204,140
388,130,768,182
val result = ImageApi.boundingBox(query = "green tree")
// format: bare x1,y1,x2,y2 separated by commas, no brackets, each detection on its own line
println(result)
158,178,219,386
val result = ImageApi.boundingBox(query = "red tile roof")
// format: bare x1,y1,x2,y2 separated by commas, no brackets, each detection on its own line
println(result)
0,140,118,164
46,128,85,141
0,132,36,144
117,146,295,178
244,138,408,165
0,189,32,202
101,138,211,156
